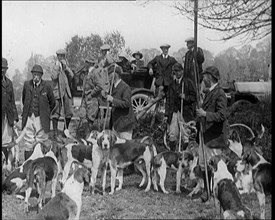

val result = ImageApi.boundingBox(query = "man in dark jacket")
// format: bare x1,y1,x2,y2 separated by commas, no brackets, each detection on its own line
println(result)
183,37,205,87
147,44,177,98
164,63,196,151
196,66,229,201
22,65,56,160
105,64,137,140
2,57,19,169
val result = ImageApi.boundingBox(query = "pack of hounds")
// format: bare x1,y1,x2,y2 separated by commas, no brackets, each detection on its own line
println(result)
2,124,271,220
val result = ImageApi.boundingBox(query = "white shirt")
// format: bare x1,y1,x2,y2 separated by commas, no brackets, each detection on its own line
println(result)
162,54,168,59
209,83,218,91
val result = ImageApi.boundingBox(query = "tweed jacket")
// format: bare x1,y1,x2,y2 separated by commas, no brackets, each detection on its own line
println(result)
2,76,18,126
165,77,197,124
147,54,177,87
183,47,204,84
198,84,229,149
22,80,56,133
51,63,74,99
110,80,137,132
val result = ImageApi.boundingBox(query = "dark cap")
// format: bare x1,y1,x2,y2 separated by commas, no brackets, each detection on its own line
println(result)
2,58,8,68
202,66,220,80
56,49,66,55
132,51,143,59
107,64,122,75
172,63,183,72
31,64,43,74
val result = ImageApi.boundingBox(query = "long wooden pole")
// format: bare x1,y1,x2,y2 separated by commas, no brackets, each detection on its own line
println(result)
193,0,210,198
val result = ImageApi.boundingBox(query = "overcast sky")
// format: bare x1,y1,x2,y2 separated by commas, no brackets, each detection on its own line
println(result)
3,1,255,77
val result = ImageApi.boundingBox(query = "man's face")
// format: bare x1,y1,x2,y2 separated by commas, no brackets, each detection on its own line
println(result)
32,72,43,83
161,47,169,56
57,54,65,62
134,54,141,60
186,41,194,50
2,67,8,77
175,70,183,79
203,73,212,88
101,50,108,56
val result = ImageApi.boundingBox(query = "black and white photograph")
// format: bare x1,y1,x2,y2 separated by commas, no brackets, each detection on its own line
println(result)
2,1,271,219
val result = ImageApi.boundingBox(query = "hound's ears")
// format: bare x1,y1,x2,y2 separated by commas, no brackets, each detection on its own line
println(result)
74,166,90,184
229,129,241,143
110,133,117,146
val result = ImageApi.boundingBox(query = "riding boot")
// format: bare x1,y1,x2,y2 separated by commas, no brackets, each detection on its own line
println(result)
52,118,62,142
169,141,177,152
200,165,212,203
64,117,71,131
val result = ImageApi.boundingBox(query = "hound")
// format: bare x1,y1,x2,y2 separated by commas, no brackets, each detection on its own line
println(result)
24,144,60,212
35,165,90,220
208,155,252,219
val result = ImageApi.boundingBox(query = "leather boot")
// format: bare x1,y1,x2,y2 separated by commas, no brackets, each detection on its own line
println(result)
52,118,62,142
64,117,71,130
200,165,212,203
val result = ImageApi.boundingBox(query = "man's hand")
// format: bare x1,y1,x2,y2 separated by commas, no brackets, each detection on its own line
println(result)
179,94,185,99
196,108,206,117
149,68,153,76
106,95,113,103
163,116,168,124
14,121,21,130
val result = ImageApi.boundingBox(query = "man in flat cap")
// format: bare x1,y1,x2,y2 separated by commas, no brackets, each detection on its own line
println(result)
105,64,137,140
147,43,177,99
195,66,229,202
22,64,56,160
2,57,19,170
164,63,196,151
51,49,74,140
81,57,104,131
183,37,205,92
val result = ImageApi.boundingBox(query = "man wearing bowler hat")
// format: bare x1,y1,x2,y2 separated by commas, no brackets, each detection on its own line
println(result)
51,49,74,140
22,64,56,160
2,57,19,169
147,43,177,98
196,66,229,202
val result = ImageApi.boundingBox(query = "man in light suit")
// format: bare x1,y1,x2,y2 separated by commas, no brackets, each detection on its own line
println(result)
51,49,74,140
147,43,177,98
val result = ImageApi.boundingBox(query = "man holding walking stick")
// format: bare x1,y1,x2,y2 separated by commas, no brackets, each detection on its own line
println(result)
164,63,196,151
196,66,229,202
104,64,137,140
51,49,74,141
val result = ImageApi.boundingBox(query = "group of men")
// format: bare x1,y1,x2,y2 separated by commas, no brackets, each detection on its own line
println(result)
2,37,229,202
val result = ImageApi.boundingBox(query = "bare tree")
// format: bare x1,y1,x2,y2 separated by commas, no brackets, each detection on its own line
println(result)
173,0,271,43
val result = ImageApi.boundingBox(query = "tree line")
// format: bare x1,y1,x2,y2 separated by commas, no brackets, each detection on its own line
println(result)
10,32,271,101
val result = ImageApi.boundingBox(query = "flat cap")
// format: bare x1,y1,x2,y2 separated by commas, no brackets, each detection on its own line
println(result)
160,43,171,49
31,64,43,74
132,51,143,59
172,63,183,72
56,49,66,55
85,57,97,64
100,44,110,51
202,66,220,80
2,57,8,68
185,37,194,42
107,64,123,75
118,52,129,61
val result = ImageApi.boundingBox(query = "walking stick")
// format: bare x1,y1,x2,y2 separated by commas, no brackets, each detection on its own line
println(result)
103,68,115,131
193,0,210,198
178,81,184,152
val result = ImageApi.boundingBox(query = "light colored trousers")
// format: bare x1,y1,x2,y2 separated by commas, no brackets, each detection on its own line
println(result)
24,114,48,151
2,115,13,144
168,111,189,143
